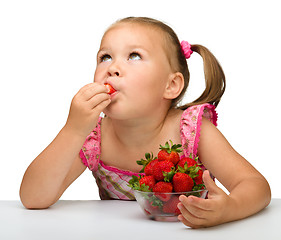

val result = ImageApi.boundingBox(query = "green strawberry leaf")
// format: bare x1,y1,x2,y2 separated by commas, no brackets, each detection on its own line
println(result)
150,195,163,207
128,175,141,190
163,167,175,182
136,159,146,166
192,184,205,191
159,141,170,152
159,140,183,154
187,165,200,178
171,144,182,153
177,162,189,173
145,152,152,160
136,152,156,173
140,183,152,192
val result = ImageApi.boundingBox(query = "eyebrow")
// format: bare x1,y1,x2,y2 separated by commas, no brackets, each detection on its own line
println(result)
97,44,149,55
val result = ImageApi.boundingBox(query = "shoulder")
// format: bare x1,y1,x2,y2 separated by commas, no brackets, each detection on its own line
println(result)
181,103,217,126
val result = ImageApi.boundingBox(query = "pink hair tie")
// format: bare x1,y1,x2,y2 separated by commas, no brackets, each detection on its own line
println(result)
181,40,193,59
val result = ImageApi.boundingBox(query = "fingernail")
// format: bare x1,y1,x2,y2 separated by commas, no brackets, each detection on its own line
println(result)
177,203,182,210
178,215,183,221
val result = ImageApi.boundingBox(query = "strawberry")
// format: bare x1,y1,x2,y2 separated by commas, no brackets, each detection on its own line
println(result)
176,157,202,180
152,181,173,201
153,181,173,192
104,83,116,95
144,209,152,216
158,140,182,165
139,175,156,191
144,201,158,215
176,157,197,170
194,169,203,185
162,195,181,215
172,172,194,192
152,160,174,181
144,159,159,176
136,152,157,174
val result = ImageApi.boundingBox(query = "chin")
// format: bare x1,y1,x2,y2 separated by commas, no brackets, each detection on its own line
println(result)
103,105,124,119
103,106,140,120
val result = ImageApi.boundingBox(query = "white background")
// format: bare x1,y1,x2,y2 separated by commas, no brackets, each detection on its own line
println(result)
0,0,280,201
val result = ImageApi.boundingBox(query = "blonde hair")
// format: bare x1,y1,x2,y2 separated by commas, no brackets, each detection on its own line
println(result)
108,17,226,109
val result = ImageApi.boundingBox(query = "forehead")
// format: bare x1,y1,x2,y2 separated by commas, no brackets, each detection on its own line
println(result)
100,23,166,51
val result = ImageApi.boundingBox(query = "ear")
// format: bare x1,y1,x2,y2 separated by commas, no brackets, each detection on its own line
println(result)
163,72,184,100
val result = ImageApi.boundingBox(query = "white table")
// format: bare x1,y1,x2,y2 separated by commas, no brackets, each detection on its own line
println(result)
1,199,280,240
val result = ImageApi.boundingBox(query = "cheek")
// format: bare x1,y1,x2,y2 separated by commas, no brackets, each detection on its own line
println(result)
133,66,163,87
93,67,105,83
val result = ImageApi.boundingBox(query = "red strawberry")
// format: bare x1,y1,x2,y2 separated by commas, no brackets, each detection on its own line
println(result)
152,181,173,201
139,175,156,191
136,152,157,174
144,209,152,216
144,200,159,215
194,169,203,185
144,159,159,176
172,172,194,192
162,195,181,215
104,83,116,95
176,157,197,170
152,160,174,181
158,141,182,165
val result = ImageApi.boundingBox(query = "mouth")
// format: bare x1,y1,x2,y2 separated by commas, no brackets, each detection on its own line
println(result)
104,83,117,95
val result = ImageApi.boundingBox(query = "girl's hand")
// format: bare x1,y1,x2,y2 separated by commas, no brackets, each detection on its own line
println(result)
177,170,232,228
64,83,111,138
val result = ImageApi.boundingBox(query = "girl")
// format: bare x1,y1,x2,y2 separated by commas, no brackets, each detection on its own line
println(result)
20,17,271,228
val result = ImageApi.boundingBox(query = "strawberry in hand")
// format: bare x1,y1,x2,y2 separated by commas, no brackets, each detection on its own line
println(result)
104,83,116,95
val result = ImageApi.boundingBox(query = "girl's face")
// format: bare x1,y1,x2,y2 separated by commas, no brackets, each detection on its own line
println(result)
94,23,174,119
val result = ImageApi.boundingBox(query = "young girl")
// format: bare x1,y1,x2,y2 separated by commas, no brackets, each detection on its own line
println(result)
20,17,271,228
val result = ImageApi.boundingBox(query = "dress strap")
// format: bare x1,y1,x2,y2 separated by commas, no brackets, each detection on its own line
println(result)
180,103,218,158
79,117,102,171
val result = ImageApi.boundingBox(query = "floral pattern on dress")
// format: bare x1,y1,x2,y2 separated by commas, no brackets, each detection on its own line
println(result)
180,103,217,159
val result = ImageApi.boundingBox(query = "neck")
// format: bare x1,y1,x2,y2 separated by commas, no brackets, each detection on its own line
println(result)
107,107,177,149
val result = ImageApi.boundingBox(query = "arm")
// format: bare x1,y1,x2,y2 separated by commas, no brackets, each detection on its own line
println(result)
20,83,111,209
177,117,271,228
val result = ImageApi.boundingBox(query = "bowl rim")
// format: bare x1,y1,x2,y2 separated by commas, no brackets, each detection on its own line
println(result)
133,188,208,195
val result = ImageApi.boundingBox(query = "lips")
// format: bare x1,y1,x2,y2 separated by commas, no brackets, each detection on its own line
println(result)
104,83,116,95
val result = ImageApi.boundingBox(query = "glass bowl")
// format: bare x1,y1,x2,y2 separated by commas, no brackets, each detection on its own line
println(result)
133,189,208,221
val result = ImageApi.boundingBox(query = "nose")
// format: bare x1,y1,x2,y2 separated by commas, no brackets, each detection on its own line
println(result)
107,60,121,77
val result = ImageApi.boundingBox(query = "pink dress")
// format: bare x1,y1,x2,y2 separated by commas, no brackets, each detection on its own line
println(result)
79,103,217,200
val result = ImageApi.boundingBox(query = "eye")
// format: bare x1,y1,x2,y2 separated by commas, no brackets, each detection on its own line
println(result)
129,52,141,61
100,54,112,62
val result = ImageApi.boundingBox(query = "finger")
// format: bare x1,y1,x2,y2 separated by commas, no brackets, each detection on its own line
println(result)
92,98,111,113
76,83,97,95
177,202,206,227
88,93,111,109
179,195,212,211
203,170,221,195
178,214,200,229
180,196,213,220
78,83,108,101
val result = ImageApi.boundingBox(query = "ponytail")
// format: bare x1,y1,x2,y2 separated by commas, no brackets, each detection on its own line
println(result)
178,44,226,110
